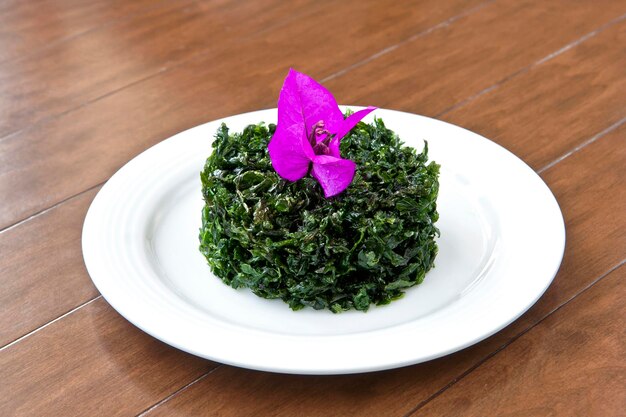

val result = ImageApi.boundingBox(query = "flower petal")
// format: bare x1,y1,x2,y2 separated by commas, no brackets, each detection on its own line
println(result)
271,69,333,181
268,124,312,181
310,155,356,197
283,68,344,138
328,106,377,157
336,106,378,140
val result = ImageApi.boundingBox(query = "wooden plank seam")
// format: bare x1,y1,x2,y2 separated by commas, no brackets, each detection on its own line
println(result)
0,0,173,67
319,0,496,83
435,12,626,118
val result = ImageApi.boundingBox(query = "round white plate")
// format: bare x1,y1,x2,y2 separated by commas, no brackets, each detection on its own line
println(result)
82,107,565,374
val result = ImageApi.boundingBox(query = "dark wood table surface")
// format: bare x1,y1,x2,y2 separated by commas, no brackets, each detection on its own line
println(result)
1,1,625,415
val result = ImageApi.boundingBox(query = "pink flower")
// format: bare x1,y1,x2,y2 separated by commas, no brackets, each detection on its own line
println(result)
268,69,376,197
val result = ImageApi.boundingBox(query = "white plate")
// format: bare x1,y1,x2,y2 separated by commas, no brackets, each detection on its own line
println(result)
82,107,565,374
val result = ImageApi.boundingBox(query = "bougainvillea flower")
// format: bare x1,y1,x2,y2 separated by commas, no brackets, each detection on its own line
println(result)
268,68,376,197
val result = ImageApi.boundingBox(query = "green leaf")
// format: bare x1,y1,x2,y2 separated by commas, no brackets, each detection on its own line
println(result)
358,250,378,269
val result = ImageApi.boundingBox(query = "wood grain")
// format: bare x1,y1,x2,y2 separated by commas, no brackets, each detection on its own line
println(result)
442,19,626,170
0,0,326,138
328,2,626,169
531,124,626,315
0,298,215,417
140,115,626,417
0,0,164,64
326,0,626,120
0,0,617,231
0,188,99,346
417,264,626,416
0,0,481,139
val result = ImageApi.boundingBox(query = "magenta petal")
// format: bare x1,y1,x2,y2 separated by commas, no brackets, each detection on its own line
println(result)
310,155,356,197
268,124,312,181
336,106,377,140
271,69,328,180
283,69,344,137
328,106,377,157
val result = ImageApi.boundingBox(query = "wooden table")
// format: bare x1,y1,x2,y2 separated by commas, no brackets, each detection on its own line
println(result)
1,1,624,415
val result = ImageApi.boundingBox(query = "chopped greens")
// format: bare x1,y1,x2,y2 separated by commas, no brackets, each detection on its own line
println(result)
199,118,440,312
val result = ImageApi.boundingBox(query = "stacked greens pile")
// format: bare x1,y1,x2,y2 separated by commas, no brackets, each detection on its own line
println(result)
199,118,440,312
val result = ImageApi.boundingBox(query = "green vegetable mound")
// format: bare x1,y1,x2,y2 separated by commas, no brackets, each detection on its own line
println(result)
199,118,440,312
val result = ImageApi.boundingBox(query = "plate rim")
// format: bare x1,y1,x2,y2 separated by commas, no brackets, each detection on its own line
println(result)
82,106,566,374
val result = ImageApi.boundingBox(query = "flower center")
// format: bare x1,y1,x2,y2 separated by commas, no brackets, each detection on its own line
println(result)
308,120,334,155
